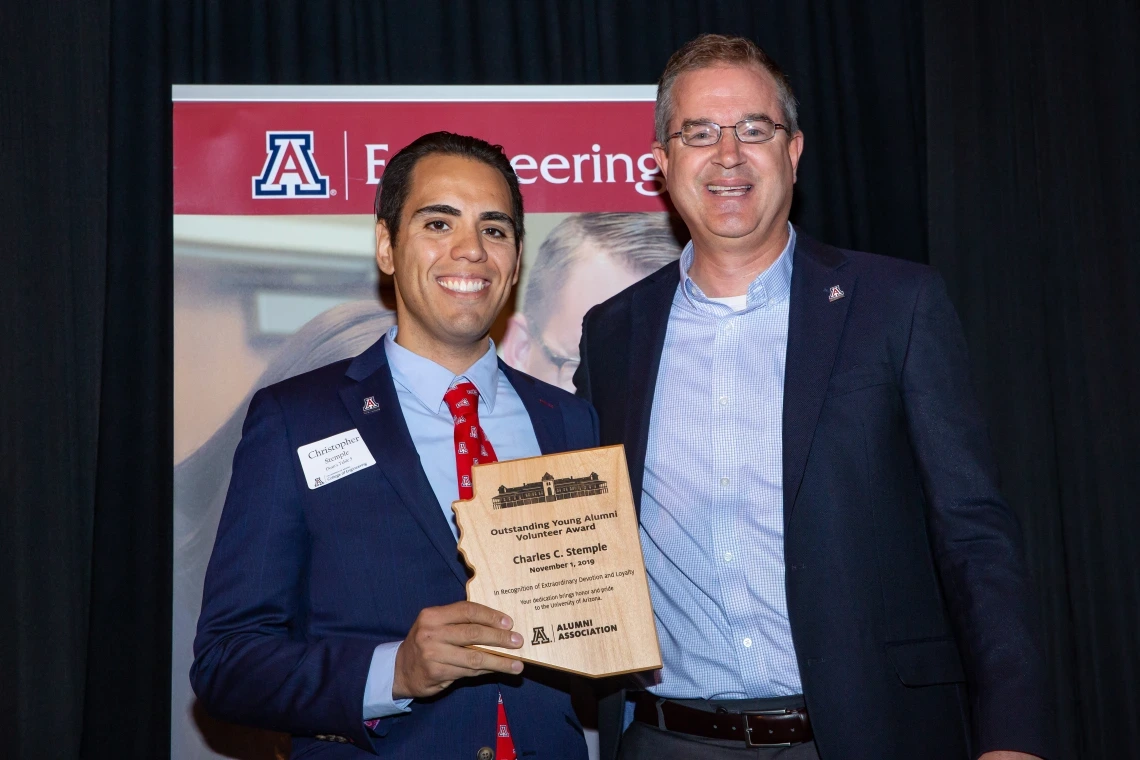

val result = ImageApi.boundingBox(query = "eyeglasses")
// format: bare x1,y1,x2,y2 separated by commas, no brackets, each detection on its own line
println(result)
532,332,580,387
668,118,789,148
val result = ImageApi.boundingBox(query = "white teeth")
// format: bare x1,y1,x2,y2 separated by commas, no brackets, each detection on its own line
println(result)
438,278,488,293
708,184,752,196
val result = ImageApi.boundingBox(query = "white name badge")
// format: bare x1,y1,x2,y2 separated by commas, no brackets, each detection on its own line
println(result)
297,429,376,490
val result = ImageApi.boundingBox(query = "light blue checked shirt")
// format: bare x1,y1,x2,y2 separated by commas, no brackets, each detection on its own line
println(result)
639,223,803,699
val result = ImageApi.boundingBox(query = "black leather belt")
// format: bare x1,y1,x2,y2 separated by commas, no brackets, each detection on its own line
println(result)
632,691,813,747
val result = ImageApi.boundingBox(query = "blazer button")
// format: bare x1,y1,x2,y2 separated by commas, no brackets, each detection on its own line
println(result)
477,747,494,760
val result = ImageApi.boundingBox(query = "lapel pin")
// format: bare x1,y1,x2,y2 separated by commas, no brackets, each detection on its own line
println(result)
828,285,845,302
362,396,380,413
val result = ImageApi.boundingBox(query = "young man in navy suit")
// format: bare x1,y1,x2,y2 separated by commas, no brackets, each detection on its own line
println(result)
575,36,1053,760
193,132,595,759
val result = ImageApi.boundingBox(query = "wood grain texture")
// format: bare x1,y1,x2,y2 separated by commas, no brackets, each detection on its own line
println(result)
453,444,662,678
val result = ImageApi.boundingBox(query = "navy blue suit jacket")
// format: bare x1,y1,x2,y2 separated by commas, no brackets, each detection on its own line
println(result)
575,231,1053,760
192,337,596,759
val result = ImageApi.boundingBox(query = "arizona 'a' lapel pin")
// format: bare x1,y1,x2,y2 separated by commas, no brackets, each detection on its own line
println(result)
828,284,845,302
362,396,380,413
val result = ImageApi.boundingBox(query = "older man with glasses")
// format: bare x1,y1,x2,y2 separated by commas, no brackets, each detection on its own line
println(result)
575,34,1053,760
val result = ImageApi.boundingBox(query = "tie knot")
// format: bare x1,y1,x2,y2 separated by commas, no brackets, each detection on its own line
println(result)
443,381,481,419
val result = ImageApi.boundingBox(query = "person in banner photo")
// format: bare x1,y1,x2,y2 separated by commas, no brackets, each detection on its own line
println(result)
192,131,595,759
501,212,683,392
174,301,397,760
575,35,1054,760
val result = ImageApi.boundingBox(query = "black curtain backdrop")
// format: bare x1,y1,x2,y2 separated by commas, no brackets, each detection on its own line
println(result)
925,2,1140,757
2,1,172,759
1,2,1135,759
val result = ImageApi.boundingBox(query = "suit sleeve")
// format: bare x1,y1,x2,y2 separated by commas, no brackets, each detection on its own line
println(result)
190,387,385,752
900,271,1054,758
573,308,595,403
587,401,600,448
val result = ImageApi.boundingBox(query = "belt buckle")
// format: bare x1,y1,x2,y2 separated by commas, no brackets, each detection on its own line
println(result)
742,708,794,748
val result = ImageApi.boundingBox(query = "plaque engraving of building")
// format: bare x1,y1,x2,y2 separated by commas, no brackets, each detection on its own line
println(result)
492,472,608,509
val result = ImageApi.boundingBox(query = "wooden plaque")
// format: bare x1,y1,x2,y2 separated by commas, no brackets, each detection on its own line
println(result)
452,444,662,678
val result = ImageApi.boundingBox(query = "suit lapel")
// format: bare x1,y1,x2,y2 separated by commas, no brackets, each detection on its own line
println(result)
624,265,680,513
500,360,565,455
339,339,469,586
782,233,855,523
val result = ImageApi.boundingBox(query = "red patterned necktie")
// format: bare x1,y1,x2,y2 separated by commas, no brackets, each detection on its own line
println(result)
443,381,498,498
443,381,515,759
494,691,516,759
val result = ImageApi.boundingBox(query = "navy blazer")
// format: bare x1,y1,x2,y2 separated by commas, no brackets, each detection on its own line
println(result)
575,231,1054,760
192,337,597,759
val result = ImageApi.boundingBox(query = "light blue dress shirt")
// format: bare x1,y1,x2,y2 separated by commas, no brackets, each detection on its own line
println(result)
639,224,804,700
363,327,542,720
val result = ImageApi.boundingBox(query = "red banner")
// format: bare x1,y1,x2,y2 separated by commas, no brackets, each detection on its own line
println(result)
174,99,668,215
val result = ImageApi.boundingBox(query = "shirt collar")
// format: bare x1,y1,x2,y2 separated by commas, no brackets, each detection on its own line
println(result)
383,326,501,415
678,222,796,314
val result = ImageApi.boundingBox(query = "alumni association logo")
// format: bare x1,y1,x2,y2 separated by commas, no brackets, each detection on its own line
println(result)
531,626,552,645
252,131,330,198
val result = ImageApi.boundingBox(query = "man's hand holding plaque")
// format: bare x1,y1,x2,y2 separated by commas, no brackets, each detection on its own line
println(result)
452,444,661,677
391,601,524,699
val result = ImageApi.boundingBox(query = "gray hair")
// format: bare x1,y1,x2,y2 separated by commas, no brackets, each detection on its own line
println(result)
522,213,683,334
655,34,800,146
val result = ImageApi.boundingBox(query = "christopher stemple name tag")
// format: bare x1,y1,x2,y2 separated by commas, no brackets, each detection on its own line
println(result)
297,429,376,490
453,445,662,678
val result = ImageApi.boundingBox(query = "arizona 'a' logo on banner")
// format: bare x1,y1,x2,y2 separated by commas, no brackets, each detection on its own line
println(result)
252,131,329,198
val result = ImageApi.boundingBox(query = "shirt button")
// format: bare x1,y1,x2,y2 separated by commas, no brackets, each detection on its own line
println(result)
720,477,730,486
723,552,733,562
477,748,494,760
719,395,729,405
743,637,752,648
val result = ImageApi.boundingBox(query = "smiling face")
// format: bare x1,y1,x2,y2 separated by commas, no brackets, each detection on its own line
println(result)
652,65,803,258
375,153,521,367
